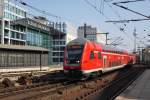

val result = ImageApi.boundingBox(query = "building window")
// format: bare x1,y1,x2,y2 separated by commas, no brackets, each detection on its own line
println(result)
16,33,20,39
20,34,25,40
53,58,59,62
4,3,9,10
11,32,15,38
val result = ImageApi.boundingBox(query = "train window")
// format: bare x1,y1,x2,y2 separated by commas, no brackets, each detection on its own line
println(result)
98,52,102,59
66,45,83,65
90,51,94,59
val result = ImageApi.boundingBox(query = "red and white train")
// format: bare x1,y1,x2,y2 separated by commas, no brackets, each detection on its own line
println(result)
63,38,136,79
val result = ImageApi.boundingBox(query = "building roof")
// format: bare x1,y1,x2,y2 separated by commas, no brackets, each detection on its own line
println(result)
0,44,49,52
11,18,66,35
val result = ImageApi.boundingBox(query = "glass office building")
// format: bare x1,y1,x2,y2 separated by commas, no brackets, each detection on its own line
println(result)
0,0,67,66
0,0,26,45
12,18,67,65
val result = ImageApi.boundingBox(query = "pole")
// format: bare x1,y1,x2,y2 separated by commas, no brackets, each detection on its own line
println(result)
40,52,41,71
106,33,108,45
133,28,137,53
59,22,61,66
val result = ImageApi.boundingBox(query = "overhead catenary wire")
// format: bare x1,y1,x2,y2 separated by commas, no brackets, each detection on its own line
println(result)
105,2,122,20
113,3,150,19
83,0,134,42
83,0,136,51
106,18,150,23
100,0,104,14
17,0,66,65
112,0,149,19
105,1,128,30
16,0,81,25
113,0,145,4
111,0,149,48
109,0,149,23
19,0,61,19
109,36,122,45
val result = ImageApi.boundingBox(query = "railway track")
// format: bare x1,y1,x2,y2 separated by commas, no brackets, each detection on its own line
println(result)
30,66,145,100
0,68,120,100
0,78,68,100
0,66,145,100
89,67,145,100
0,70,64,88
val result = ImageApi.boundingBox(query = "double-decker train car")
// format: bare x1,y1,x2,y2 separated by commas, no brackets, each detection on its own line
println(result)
63,38,135,79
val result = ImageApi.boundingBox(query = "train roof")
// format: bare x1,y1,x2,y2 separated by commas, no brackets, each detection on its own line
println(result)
93,40,127,53
67,38,128,54
101,45,127,53
67,38,89,46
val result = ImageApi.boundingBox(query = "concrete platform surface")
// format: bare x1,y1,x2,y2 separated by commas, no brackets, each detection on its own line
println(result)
115,69,150,100
0,65,63,73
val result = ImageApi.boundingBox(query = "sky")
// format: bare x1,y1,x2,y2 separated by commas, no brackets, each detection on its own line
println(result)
15,0,150,52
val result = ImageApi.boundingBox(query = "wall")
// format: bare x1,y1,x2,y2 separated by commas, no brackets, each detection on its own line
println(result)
0,49,48,68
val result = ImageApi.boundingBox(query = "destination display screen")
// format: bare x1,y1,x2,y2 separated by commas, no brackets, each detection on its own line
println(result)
68,45,82,49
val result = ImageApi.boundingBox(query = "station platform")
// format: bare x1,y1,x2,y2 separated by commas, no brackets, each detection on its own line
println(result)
115,69,150,100
0,65,63,73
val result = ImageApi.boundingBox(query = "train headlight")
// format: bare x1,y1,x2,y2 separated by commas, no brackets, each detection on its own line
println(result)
76,60,80,63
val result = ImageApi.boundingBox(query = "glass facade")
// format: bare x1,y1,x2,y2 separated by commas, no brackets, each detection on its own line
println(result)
26,28,66,64
26,29,51,49
8,18,67,65
4,3,26,16
0,0,67,65
26,28,53,64
0,0,26,45
4,12,23,20
10,31,25,40
27,29,42,46
4,1,26,20
51,35,66,63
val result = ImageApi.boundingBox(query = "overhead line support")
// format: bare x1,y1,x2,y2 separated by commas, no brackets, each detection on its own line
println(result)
113,3,150,19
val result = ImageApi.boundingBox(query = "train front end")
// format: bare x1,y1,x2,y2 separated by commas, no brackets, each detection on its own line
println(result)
63,38,86,79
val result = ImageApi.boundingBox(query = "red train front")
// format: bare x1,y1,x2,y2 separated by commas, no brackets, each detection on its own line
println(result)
63,38,135,79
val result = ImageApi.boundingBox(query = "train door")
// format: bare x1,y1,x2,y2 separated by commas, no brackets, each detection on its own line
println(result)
103,56,107,68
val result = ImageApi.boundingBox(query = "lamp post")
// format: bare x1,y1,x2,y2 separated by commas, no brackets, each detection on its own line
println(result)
40,51,43,71
133,28,137,54
40,52,41,71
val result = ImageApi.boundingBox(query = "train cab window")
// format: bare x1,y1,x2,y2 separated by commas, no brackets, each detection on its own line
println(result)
66,45,83,65
98,52,102,59
90,51,94,59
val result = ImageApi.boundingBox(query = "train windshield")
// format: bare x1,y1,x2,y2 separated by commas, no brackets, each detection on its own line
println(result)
66,45,83,65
